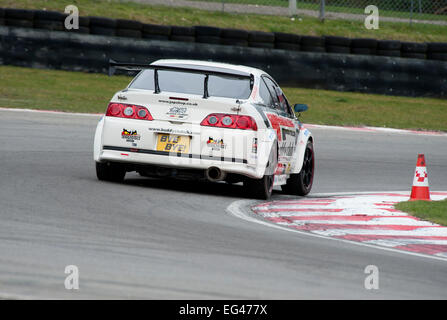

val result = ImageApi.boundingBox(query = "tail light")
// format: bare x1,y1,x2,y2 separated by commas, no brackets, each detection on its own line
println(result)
106,103,153,121
201,113,257,131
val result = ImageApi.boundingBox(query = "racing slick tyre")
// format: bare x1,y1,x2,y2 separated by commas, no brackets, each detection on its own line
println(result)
96,162,126,182
281,140,314,196
244,174,274,200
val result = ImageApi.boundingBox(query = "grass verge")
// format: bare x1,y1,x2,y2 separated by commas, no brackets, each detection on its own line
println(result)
1,65,447,131
395,199,447,226
0,0,446,42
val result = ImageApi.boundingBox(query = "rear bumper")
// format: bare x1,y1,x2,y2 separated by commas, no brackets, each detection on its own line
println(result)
98,145,263,178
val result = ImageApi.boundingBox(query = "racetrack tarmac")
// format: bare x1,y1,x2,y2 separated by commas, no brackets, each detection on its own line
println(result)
1,109,447,299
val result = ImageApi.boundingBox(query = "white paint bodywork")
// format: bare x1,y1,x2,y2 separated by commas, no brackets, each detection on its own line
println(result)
94,59,313,184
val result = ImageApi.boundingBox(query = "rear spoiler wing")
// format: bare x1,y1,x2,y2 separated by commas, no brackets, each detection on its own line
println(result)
108,59,254,98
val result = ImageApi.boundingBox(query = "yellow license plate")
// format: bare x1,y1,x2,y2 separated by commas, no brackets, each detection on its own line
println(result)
156,134,190,153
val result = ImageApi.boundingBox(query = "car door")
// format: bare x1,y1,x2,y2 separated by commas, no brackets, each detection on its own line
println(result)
261,76,300,175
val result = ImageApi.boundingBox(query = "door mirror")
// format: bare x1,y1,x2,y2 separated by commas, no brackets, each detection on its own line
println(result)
294,104,308,113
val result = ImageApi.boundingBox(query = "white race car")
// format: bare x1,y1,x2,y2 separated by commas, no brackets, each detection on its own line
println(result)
94,59,314,199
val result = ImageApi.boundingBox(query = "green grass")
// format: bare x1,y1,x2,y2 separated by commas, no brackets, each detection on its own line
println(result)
395,199,447,226
197,0,447,21
0,65,129,113
1,65,447,131
0,0,447,42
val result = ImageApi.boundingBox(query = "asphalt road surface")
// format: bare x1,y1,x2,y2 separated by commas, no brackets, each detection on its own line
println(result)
1,109,447,299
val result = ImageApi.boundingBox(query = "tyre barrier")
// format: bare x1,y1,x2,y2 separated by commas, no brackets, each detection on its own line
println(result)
1,25,447,98
0,7,447,62
221,28,248,47
300,36,325,53
274,32,300,51
351,38,377,55
170,26,195,42
248,31,275,49
325,36,350,53
427,42,447,61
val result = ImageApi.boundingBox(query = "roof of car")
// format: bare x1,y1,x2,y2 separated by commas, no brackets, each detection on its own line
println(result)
151,59,266,77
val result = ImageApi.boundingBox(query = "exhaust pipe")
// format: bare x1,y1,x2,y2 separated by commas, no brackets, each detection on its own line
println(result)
205,166,227,182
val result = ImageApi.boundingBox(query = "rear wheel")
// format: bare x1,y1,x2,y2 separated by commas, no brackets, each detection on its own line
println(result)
244,174,274,200
96,162,126,182
281,141,314,196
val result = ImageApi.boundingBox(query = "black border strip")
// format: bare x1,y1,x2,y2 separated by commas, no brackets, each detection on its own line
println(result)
103,146,247,164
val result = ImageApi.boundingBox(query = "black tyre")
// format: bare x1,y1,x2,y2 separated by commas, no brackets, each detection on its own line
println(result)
401,42,427,53
194,25,221,37
116,19,142,30
401,52,426,59
351,38,377,49
34,19,64,31
281,141,314,196
142,24,171,36
5,18,33,28
171,26,195,36
5,8,34,20
351,47,376,55
249,42,274,49
326,45,350,54
275,42,300,51
116,28,142,38
427,42,447,53
378,40,401,50
301,36,324,47
377,49,401,57
301,45,325,52
89,16,117,28
170,35,195,42
34,10,65,21
244,174,274,200
274,32,300,44
325,36,351,47
143,34,170,41
196,36,221,44
248,31,274,43
220,38,248,47
428,52,447,61
90,26,116,36
221,28,248,40
96,162,126,182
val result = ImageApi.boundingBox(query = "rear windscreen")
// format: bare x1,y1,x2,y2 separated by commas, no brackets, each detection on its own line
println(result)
129,69,252,99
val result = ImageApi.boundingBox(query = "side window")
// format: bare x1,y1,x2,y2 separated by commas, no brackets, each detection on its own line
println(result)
263,77,280,109
279,91,294,117
259,77,274,108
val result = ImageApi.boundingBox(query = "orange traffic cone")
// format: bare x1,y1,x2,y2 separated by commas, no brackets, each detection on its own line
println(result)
409,154,431,201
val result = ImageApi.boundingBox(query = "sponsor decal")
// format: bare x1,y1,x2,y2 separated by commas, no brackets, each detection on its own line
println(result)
207,137,226,151
266,113,295,141
281,127,296,141
252,138,258,154
148,127,195,135
158,99,198,106
279,141,295,157
121,128,140,142
166,106,189,120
